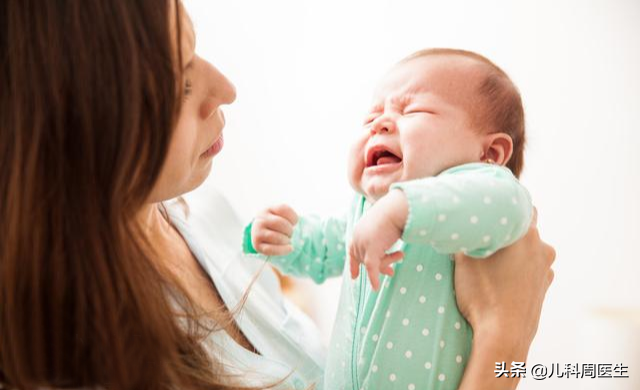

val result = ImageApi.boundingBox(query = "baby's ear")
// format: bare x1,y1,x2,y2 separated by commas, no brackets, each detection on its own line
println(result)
481,133,513,166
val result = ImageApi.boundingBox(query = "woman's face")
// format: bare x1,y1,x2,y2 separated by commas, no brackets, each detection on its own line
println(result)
147,2,236,203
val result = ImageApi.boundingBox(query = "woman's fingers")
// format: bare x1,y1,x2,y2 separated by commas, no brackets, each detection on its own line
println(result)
544,269,555,293
523,206,540,245
530,207,556,267
543,241,556,292
544,242,556,266
531,206,538,228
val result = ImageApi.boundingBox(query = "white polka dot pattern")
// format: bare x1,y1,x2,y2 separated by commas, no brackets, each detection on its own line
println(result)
249,163,534,390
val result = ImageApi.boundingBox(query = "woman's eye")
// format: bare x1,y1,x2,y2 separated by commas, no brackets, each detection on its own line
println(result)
183,79,193,99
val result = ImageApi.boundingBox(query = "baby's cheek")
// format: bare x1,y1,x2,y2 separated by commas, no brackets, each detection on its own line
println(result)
402,148,441,180
346,156,364,191
346,139,366,191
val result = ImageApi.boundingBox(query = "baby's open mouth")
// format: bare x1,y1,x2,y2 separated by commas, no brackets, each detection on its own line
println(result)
366,145,403,168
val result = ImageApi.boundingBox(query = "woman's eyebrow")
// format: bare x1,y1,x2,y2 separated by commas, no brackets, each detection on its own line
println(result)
190,30,197,53
182,15,197,70
183,34,196,70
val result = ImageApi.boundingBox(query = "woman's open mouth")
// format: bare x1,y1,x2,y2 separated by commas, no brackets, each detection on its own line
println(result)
201,134,224,159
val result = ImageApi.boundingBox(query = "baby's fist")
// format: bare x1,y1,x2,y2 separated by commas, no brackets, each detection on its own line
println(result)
251,204,299,256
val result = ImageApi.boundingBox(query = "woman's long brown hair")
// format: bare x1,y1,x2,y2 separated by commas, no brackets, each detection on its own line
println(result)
0,1,277,389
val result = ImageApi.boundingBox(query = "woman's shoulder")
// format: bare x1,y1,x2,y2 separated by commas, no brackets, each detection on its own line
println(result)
163,186,326,387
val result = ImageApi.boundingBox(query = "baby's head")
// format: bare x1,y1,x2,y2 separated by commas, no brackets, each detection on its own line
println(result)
348,48,525,201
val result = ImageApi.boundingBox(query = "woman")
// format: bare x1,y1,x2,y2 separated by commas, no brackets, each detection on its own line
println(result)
0,1,555,389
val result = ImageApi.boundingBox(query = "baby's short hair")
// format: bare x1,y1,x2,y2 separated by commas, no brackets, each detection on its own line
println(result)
400,48,526,178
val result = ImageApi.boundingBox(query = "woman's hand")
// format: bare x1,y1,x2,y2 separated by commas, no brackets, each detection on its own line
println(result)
251,204,299,256
454,207,556,390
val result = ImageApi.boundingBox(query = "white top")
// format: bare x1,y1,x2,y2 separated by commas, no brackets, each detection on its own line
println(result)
163,186,326,390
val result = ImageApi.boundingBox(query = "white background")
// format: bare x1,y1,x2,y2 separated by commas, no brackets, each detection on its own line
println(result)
184,1,640,389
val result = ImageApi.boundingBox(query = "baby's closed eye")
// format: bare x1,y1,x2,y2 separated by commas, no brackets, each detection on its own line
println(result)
403,106,437,115
363,115,378,125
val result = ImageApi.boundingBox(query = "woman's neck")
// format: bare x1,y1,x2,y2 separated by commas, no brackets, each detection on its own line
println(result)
136,202,191,272
137,202,173,238
136,202,260,353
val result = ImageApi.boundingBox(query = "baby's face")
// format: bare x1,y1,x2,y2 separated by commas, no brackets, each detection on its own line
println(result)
348,55,486,201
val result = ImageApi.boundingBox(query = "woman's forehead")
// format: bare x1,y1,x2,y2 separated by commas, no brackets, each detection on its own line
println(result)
170,1,196,64
181,6,196,54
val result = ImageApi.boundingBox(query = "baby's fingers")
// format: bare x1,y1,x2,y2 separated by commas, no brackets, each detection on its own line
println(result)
268,204,299,225
380,251,403,268
255,214,295,237
349,245,361,279
379,251,403,277
254,229,291,246
365,260,381,291
255,243,294,256
380,267,394,277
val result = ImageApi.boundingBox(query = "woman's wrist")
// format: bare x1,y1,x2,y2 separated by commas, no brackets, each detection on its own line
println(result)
475,315,534,355
458,323,531,390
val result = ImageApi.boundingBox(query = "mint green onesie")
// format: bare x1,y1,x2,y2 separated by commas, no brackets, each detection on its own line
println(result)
243,163,533,390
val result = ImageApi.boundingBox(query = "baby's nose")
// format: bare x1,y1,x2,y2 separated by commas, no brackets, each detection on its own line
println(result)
371,117,397,134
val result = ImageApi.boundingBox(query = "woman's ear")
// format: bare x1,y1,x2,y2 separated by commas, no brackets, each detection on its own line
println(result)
481,133,513,166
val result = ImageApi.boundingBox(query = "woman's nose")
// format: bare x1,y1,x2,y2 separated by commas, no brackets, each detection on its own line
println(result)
210,66,236,106
217,72,236,106
200,63,236,120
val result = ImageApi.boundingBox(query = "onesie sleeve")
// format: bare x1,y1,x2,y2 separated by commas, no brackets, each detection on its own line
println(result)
389,162,533,258
243,214,347,284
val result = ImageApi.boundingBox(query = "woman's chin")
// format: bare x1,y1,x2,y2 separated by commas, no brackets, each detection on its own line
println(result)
177,163,213,198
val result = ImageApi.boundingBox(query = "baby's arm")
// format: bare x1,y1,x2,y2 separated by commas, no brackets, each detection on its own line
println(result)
243,205,347,284
391,162,533,257
349,163,533,289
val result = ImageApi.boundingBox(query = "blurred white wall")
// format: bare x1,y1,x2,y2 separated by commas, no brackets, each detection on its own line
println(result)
184,1,640,389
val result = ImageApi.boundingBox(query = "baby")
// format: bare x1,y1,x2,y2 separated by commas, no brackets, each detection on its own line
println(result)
244,48,533,390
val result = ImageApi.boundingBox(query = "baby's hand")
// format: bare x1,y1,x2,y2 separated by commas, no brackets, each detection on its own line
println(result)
251,204,299,256
349,190,409,291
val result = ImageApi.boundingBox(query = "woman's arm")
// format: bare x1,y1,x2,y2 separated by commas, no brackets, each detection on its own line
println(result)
455,208,556,390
